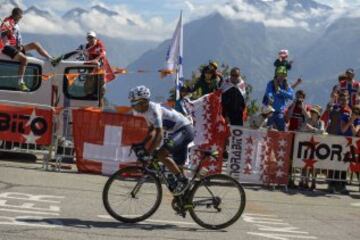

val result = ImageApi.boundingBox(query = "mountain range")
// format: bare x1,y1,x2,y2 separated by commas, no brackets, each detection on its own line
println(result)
107,0,360,107
0,1,158,67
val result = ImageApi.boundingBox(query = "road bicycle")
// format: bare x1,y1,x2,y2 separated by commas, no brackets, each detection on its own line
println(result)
102,143,246,230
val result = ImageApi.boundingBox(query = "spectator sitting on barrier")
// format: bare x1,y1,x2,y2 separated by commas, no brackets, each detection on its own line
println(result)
302,105,326,134
263,66,294,131
249,105,275,129
286,90,310,131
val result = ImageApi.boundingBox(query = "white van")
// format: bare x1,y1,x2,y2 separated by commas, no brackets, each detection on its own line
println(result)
0,53,101,108
0,53,101,165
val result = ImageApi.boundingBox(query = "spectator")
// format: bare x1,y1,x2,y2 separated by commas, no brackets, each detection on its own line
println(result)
174,86,192,123
336,68,359,107
274,49,292,76
322,86,340,129
340,104,360,136
302,105,325,134
249,105,275,129
220,67,246,126
191,66,220,99
298,105,325,190
326,92,351,194
264,66,294,131
208,60,223,80
286,90,310,131
326,92,350,135
0,7,55,91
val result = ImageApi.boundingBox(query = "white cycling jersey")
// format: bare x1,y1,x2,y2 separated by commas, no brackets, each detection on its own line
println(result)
135,102,191,133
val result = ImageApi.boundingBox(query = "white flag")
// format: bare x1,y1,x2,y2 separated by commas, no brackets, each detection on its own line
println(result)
163,12,183,100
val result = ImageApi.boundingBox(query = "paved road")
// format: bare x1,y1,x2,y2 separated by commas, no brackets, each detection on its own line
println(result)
0,159,359,240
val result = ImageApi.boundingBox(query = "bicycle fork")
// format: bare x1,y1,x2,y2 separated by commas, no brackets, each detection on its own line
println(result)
130,176,149,198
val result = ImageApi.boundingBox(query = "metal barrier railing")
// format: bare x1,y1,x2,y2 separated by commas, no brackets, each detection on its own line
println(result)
0,100,56,170
0,101,76,171
291,167,360,186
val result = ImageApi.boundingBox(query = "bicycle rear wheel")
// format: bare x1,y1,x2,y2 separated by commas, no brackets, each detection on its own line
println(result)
188,174,246,229
102,166,162,223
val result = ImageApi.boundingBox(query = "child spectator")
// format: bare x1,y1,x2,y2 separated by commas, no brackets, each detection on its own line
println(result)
274,49,292,76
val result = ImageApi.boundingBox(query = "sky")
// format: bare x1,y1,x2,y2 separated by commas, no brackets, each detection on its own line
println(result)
1,0,360,41
19,0,360,20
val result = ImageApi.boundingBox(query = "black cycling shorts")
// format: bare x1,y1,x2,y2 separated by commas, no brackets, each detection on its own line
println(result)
2,45,20,59
162,124,194,165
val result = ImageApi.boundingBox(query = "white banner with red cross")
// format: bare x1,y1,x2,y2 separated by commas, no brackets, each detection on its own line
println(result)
226,127,294,185
293,132,360,173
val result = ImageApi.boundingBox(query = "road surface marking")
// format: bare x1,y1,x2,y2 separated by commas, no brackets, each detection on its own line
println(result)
351,202,360,207
0,192,64,203
0,208,60,216
0,216,57,228
243,214,317,240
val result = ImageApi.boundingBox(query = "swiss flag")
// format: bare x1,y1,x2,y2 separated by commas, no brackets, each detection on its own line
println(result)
72,108,148,175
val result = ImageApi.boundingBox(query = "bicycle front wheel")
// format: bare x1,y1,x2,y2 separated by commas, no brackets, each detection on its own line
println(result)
188,174,246,229
102,166,162,223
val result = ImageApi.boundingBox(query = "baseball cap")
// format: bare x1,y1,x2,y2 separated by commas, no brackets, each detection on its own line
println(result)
87,31,97,38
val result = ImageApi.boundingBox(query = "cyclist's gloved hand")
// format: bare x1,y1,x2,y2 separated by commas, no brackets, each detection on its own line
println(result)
133,143,149,160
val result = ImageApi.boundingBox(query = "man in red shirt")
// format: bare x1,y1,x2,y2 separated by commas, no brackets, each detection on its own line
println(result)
83,31,105,64
0,7,54,91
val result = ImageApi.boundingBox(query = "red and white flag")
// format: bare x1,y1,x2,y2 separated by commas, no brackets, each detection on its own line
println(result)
227,127,294,185
185,91,229,174
72,108,148,175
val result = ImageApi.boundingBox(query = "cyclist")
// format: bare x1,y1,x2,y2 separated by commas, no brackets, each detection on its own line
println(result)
129,85,194,195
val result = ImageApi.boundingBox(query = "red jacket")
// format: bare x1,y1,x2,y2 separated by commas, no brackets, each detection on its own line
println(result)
0,16,21,47
85,39,106,61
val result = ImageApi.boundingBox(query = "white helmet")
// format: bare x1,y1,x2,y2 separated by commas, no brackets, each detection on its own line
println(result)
129,85,151,102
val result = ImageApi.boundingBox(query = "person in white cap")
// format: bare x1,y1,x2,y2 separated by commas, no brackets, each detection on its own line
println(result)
82,31,107,65
249,105,275,129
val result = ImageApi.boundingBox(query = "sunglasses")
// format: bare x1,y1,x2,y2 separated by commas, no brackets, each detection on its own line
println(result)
131,100,146,107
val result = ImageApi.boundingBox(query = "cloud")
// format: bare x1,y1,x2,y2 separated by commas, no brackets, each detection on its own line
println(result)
6,2,176,41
